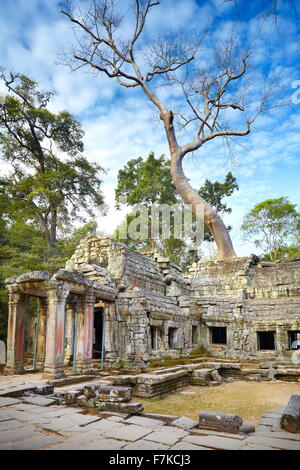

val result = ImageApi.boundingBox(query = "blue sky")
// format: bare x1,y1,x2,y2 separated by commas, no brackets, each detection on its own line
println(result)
0,0,299,257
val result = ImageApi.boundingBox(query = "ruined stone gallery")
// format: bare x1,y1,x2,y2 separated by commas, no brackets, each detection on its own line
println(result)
4,236,300,379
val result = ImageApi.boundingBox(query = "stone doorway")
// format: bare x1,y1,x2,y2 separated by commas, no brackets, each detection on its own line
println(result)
93,307,104,359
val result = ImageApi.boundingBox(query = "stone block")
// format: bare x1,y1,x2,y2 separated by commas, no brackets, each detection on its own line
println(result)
199,410,243,434
76,395,97,408
64,390,82,405
245,434,300,450
124,415,165,429
103,424,153,442
183,434,244,450
281,395,300,433
240,422,255,434
170,416,198,430
0,397,21,407
83,384,133,402
142,413,179,423
99,401,144,414
22,395,58,407
211,370,222,383
123,439,169,450
144,426,188,446
35,385,54,395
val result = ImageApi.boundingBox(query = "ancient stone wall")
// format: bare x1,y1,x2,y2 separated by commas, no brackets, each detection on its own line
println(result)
188,258,300,361
187,257,300,300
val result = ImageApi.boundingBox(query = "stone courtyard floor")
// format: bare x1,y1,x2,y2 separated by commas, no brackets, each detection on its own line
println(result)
0,373,300,450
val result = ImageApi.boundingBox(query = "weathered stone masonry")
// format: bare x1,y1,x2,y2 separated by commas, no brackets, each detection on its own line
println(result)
4,236,300,378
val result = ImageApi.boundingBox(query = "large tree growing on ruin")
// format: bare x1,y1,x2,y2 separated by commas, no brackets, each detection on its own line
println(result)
0,72,105,259
61,0,272,259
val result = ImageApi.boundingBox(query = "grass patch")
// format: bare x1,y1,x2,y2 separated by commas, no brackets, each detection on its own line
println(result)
140,381,300,426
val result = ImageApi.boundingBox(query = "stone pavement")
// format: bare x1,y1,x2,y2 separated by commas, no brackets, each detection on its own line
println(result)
0,373,299,450
0,397,299,450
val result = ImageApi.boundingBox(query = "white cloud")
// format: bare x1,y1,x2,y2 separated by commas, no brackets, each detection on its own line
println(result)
0,0,299,258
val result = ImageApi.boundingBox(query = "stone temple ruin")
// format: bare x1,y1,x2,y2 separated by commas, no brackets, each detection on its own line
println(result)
4,236,300,379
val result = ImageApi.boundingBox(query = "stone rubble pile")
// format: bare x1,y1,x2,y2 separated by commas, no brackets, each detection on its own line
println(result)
61,383,144,414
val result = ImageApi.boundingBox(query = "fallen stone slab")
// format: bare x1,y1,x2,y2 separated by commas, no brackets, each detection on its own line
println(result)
0,426,37,445
260,417,281,427
281,395,300,434
83,384,133,402
103,424,153,442
199,410,243,434
104,375,138,386
0,384,38,398
98,411,130,420
211,370,222,383
100,401,144,414
245,434,300,450
123,439,169,450
124,415,165,429
171,441,211,450
193,368,213,380
190,428,246,440
255,431,300,441
142,413,179,423
36,385,54,395
47,436,126,451
48,375,97,387
240,423,255,434
144,426,188,446
0,419,25,432
64,390,82,405
0,397,21,407
183,434,244,450
22,395,58,407
0,433,64,450
170,416,198,431
243,444,280,450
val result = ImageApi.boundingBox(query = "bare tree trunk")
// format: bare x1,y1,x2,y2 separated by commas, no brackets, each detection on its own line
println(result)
160,111,237,259
170,153,237,259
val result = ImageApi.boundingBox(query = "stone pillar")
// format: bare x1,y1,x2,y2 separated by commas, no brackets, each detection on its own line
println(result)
36,297,48,369
75,293,95,374
64,304,74,366
43,285,69,379
6,290,28,374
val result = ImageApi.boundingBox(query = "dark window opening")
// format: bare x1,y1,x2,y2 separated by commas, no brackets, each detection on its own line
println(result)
192,326,198,345
288,331,300,350
93,307,103,359
210,327,227,345
168,327,178,349
150,326,160,350
257,331,275,350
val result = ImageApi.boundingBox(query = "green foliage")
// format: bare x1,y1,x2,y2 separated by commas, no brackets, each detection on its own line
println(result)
241,197,300,260
115,152,178,207
198,172,238,242
0,217,98,341
114,153,239,267
0,72,105,258
198,172,238,213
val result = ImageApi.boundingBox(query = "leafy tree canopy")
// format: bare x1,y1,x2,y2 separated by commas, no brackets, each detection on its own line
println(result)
0,71,105,259
241,197,300,260
115,152,178,208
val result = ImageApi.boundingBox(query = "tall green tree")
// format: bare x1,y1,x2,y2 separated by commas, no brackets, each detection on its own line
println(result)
241,197,300,261
0,71,105,260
